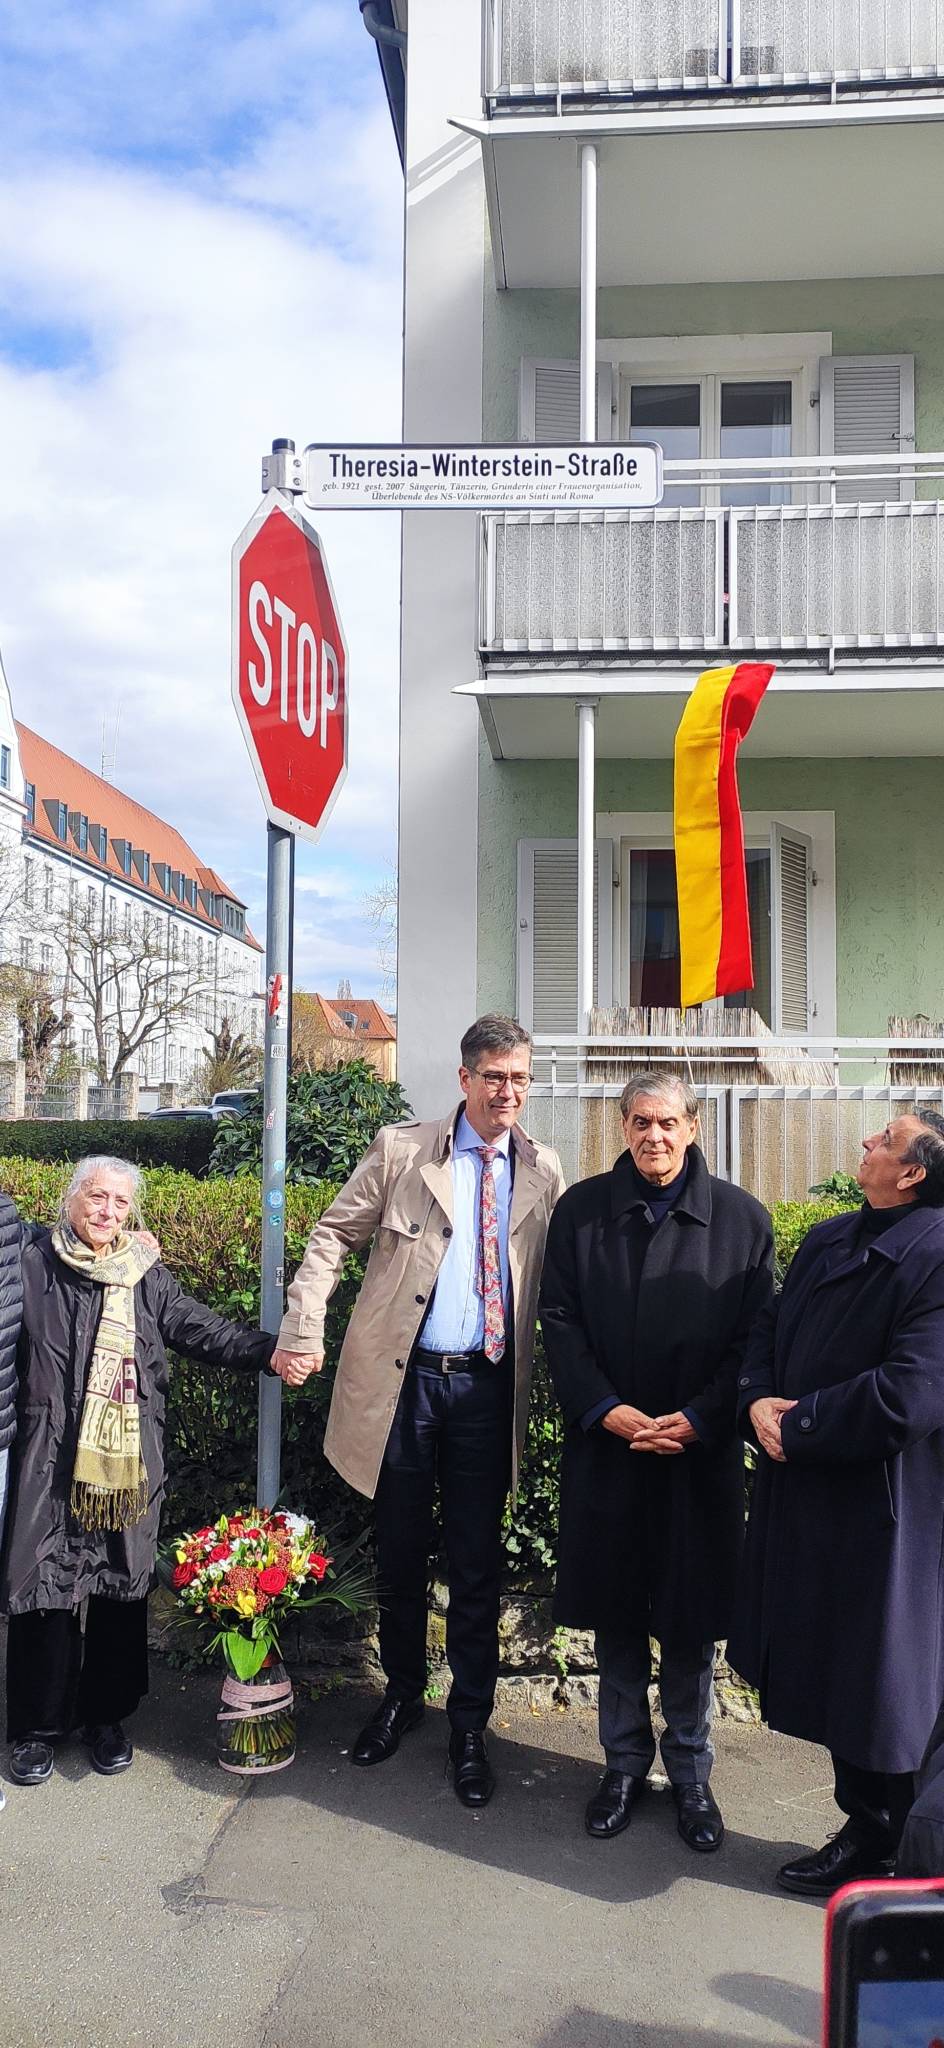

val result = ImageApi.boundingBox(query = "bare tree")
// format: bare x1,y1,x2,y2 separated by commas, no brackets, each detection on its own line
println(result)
194,1015,262,1098
0,964,72,1105
60,893,225,1085
364,861,397,1004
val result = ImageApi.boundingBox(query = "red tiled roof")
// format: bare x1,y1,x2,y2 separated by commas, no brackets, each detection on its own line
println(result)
317,995,396,1041
17,724,262,951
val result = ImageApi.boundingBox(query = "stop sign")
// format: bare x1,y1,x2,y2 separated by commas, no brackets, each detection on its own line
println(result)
231,496,348,841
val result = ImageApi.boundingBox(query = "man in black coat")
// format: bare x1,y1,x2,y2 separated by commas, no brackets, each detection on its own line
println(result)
728,1108,944,1896
540,1072,774,1852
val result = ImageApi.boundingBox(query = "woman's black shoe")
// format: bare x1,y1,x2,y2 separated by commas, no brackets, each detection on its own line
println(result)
585,1769,647,1838
84,1724,134,1775
10,1739,54,1785
351,1695,425,1766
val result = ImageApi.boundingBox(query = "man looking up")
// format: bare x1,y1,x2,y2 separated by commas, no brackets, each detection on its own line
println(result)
540,1073,773,1852
272,1015,564,1809
730,1108,944,1895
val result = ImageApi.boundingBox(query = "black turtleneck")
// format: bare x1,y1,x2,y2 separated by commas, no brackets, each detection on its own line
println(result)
857,1199,920,1239
626,1151,690,1230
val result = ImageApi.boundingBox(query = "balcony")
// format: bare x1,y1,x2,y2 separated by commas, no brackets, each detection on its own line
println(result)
527,1031,944,1199
479,454,944,660
484,0,944,103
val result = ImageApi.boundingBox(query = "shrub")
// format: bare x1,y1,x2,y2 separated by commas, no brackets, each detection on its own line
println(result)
0,1117,216,1177
210,1058,412,1183
0,1159,856,1591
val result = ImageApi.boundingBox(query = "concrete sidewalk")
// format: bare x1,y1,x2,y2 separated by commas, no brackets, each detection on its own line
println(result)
0,1663,833,2048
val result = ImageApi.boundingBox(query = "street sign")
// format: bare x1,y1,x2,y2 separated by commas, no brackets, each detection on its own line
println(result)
304,440,663,513
232,494,348,844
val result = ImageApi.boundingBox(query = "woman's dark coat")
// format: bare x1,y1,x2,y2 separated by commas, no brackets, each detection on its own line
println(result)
727,1203,944,1774
0,1194,24,1454
0,1230,275,1614
540,1146,774,1643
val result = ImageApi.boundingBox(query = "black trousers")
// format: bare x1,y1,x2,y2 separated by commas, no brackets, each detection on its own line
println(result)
373,1355,513,1734
6,1597,150,1743
833,1752,917,1855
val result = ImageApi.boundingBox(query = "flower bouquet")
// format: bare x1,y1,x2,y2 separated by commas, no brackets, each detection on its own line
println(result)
166,1508,369,1774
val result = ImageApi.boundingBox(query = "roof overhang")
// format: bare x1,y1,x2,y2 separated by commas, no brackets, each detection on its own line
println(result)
456,667,944,759
451,98,944,288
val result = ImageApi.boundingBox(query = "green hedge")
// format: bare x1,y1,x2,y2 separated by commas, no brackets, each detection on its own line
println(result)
0,1157,853,1589
0,1118,216,1177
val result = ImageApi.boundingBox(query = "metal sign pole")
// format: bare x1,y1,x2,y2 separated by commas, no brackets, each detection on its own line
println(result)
257,817,292,1507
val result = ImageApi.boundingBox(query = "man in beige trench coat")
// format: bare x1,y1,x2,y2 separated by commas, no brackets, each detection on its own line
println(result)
273,1014,565,1808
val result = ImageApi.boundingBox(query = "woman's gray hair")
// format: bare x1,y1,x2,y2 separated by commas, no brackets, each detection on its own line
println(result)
58,1156,145,1231
619,1071,699,1122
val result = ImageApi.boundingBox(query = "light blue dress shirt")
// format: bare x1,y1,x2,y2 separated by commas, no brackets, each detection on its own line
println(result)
419,1112,513,1354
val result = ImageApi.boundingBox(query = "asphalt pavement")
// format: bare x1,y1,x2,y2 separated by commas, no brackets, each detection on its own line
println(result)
0,1659,834,2048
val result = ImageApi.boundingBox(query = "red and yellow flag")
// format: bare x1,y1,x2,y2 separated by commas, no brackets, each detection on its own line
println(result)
673,662,775,1008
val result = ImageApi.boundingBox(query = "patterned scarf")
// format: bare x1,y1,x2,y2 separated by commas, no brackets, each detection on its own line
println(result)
52,1223,160,1532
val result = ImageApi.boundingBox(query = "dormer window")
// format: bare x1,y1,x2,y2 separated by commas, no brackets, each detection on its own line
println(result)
113,838,133,876
0,746,10,791
91,824,108,862
154,862,170,894
170,869,183,900
133,849,150,885
46,800,68,842
69,812,89,853
24,782,35,823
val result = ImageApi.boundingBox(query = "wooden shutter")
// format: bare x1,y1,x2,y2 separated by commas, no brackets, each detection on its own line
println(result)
819,354,915,503
517,838,613,1034
770,823,811,1033
519,358,614,443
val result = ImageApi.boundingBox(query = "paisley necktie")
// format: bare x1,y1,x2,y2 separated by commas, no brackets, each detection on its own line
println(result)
475,1147,506,1363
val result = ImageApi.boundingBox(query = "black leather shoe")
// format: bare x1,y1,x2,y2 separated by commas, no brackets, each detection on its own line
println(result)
584,1769,648,1838
448,1730,494,1808
674,1782,725,1853
84,1723,134,1776
777,1819,894,1897
9,1739,54,1786
351,1695,424,1767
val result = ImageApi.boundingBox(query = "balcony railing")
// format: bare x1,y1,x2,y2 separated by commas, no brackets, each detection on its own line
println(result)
527,1033,944,1200
479,453,944,658
485,0,944,101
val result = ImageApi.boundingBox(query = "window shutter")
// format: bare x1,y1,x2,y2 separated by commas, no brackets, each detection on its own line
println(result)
770,823,811,1033
519,358,614,443
819,354,915,503
517,838,612,1033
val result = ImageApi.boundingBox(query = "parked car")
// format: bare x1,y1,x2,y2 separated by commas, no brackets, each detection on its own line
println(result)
140,1106,216,1121
209,1089,259,1117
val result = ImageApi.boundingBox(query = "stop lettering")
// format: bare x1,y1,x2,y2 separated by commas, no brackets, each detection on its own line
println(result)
232,498,348,842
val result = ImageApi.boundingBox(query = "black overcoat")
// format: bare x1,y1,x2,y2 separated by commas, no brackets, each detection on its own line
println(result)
540,1146,774,1642
0,1231,275,1615
727,1203,944,1774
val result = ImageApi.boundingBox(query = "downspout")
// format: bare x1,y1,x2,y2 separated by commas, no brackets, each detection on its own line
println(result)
360,2,406,51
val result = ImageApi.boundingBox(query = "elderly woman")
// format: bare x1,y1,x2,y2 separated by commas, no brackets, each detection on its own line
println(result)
0,1154,275,1787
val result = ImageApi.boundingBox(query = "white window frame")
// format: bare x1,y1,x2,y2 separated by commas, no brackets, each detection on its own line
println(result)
604,331,829,502
596,809,836,1034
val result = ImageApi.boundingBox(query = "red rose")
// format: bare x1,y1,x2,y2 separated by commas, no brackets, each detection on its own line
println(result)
172,1562,199,1588
208,1544,230,1563
307,1552,330,1582
257,1567,289,1595
193,1527,214,1542
246,1529,263,1542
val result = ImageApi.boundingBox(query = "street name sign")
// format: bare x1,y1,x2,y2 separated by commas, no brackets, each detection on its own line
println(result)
304,440,663,513
232,495,348,844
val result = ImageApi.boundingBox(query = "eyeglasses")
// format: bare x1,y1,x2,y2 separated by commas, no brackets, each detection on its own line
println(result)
474,1070,532,1095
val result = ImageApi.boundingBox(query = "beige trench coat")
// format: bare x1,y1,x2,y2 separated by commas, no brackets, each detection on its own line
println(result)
278,1110,566,1500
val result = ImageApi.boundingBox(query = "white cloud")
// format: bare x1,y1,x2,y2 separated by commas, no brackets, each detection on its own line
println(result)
0,1,402,999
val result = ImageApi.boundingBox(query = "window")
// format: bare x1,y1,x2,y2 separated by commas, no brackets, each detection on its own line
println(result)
71,813,89,852
82,1029,93,1066
167,1044,177,1080
25,782,35,824
40,943,52,975
196,935,203,972
106,896,117,936
132,849,150,885
55,802,67,841
44,866,54,913
181,928,190,961
24,857,33,908
0,745,10,790
154,862,170,894
627,847,772,1021
113,838,132,876
91,824,107,862
87,885,96,920
625,375,793,508
19,938,32,968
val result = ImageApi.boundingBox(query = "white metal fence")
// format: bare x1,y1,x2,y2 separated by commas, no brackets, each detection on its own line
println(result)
526,1036,944,1203
485,0,944,97
480,455,944,658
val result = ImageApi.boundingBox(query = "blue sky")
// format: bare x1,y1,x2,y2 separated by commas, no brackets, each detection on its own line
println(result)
0,0,403,998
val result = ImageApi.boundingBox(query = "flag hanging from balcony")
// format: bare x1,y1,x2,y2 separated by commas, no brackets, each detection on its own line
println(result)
674,662,776,1009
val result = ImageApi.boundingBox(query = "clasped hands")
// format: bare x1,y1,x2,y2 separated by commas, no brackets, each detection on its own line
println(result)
271,1347,324,1388
602,1404,698,1455
748,1395,797,1463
